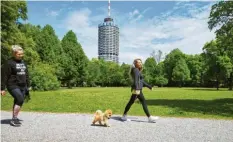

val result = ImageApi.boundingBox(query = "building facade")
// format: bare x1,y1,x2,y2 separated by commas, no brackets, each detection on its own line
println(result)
98,17,119,63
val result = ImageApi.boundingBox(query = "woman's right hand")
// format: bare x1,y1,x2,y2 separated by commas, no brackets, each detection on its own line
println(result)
1,90,6,96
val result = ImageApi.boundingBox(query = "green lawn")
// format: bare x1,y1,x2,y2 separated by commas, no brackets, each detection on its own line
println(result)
1,87,233,119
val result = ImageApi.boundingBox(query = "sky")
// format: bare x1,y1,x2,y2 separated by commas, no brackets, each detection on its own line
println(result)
27,0,217,64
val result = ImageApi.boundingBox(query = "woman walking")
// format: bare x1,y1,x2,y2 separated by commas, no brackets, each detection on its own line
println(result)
1,45,30,127
121,58,159,123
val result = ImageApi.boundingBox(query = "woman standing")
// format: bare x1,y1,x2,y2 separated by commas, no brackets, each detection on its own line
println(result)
121,58,159,123
1,45,30,127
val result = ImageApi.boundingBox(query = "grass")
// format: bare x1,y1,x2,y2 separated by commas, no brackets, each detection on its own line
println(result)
1,87,233,120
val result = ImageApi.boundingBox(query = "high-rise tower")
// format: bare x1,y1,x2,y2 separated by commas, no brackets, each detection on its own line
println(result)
98,0,119,63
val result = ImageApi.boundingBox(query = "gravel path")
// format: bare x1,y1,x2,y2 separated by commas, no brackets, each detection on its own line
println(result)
1,111,233,142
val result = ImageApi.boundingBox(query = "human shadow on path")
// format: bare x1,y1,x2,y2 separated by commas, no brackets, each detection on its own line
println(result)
1,119,23,125
110,116,150,123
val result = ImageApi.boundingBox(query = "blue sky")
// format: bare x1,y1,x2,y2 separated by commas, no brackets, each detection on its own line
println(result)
27,1,217,64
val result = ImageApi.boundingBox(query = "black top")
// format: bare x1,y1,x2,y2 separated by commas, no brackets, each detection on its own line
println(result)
131,68,152,90
1,58,30,90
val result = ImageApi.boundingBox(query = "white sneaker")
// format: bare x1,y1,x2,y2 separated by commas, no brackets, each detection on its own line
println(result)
121,115,131,121
148,116,159,123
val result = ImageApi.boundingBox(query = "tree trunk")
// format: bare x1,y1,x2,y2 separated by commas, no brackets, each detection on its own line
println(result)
179,81,182,88
200,72,203,87
216,75,219,90
68,80,72,89
229,72,233,90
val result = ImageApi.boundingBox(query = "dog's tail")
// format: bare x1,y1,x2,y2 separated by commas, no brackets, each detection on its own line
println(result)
94,110,102,116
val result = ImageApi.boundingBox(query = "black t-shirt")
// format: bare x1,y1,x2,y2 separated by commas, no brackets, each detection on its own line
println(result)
1,58,30,90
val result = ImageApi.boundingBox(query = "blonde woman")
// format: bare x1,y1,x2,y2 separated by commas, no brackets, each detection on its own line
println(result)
121,58,159,123
1,45,30,127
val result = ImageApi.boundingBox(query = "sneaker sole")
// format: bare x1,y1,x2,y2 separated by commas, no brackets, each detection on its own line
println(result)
10,122,21,127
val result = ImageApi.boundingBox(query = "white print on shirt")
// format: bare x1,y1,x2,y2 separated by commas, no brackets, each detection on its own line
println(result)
16,63,26,75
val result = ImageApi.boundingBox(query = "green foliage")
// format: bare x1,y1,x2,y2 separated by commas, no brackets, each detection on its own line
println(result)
172,58,190,87
19,24,41,42
203,39,232,89
107,61,124,86
208,1,233,31
60,30,88,87
15,27,41,65
143,57,157,85
120,63,131,86
164,49,185,86
218,55,232,78
155,76,168,87
1,1,27,64
35,25,62,64
208,1,233,90
186,55,203,86
29,63,60,91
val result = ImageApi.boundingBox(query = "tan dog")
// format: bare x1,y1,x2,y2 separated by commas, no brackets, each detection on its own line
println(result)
92,109,112,127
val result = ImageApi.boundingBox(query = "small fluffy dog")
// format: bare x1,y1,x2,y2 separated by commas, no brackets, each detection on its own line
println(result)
92,109,112,127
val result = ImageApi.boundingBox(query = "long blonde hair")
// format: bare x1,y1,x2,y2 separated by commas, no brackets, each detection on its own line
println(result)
129,58,143,80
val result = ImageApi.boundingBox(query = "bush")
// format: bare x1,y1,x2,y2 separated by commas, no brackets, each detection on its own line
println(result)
155,76,168,87
29,63,60,91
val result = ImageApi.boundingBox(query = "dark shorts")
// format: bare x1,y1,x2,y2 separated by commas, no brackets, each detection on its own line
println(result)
8,87,27,106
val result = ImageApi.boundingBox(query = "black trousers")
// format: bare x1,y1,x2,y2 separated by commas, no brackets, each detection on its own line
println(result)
123,91,150,117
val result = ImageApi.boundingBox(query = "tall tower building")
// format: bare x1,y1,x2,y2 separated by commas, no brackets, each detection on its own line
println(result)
98,0,119,63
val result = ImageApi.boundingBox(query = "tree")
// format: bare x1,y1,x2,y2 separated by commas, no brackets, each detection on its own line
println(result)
87,58,101,87
29,63,60,91
1,1,27,64
107,61,123,86
153,61,167,87
60,30,88,88
19,23,41,42
75,42,89,86
172,58,190,87
120,63,131,86
143,57,157,85
17,24,41,65
155,61,165,76
208,1,233,31
203,40,232,90
150,49,163,64
155,76,168,87
185,54,203,86
15,32,40,65
208,1,233,90
164,48,185,86
35,24,62,64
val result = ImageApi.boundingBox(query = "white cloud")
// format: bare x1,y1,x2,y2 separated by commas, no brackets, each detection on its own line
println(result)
66,8,91,28
45,7,69,17
63,2,216,64
129,9,139,18
45,7,61,17
149,13,215,55
129,9,144,23
48,10,59,17
120,52,147,65
118,2,216,64
64,8,98,59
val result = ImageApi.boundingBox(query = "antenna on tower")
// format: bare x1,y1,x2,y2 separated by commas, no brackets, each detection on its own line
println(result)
108,0,111,17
